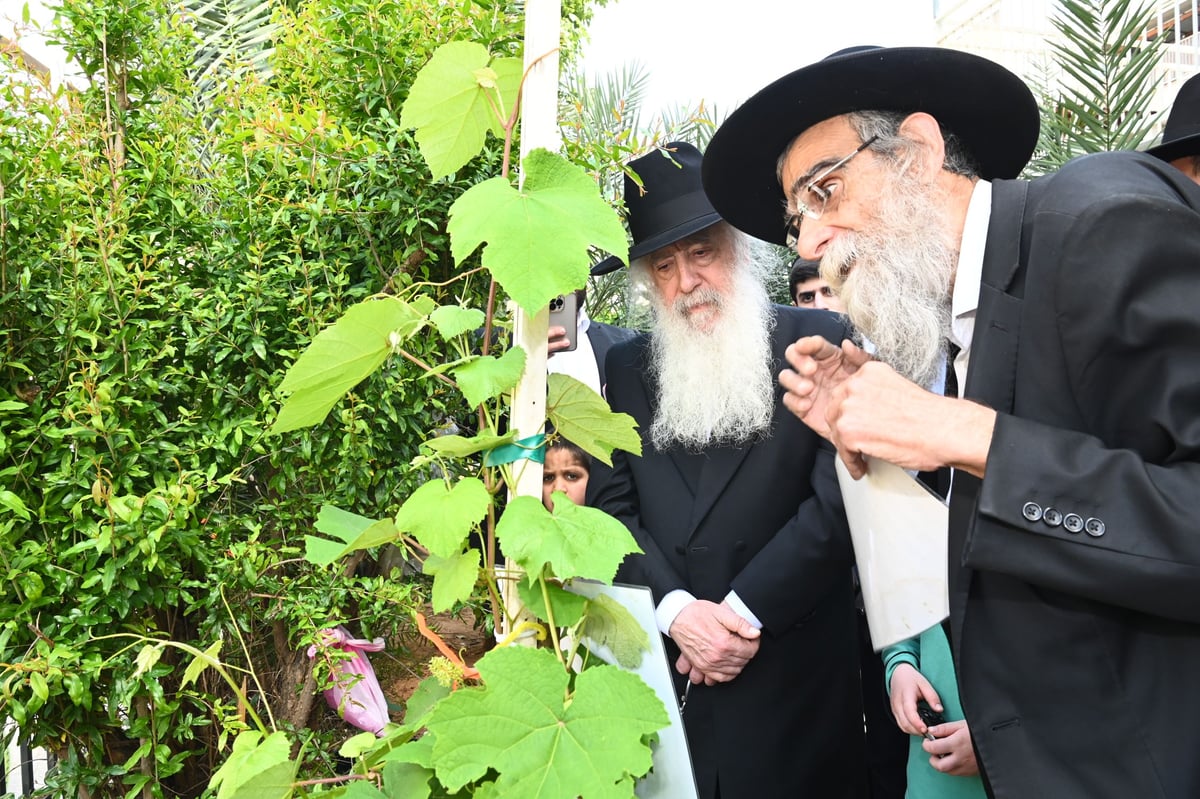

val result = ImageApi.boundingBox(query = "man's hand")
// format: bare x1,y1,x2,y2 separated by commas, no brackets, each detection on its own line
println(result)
548,325,573,355
923,720,980,777
669,600,761,685
781,339,995,479
779,336,870,440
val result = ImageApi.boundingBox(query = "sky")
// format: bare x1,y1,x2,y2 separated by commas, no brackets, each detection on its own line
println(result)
0,0,74,85
581,0,938,116
4,0,939,106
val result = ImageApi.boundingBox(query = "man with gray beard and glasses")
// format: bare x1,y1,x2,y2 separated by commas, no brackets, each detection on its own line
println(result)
702,45,1200,799
593,142,866,799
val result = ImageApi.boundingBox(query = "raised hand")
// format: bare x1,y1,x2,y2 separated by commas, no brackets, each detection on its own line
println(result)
779,336,870,440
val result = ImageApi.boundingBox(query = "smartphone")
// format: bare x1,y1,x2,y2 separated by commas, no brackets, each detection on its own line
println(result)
548,293,578,352
916,699,946,740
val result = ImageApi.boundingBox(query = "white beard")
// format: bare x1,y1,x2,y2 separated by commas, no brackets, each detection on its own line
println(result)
819,167,957,388
644,265,776,451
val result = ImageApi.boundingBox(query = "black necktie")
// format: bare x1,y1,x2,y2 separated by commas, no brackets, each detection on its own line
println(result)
944,342,960,399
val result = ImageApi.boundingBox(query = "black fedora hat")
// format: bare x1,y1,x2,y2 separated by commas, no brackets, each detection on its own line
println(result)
701,46,1040,246
591,142,722,275
1145,73,1200,163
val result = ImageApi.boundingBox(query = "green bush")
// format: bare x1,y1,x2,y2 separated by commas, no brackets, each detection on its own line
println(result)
0,0,613,793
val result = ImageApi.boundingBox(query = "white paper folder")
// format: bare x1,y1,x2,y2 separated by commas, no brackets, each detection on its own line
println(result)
835,456,950,651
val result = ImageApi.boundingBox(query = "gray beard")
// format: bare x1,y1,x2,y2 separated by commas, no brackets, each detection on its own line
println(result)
646,271,776,451
820,170,956,388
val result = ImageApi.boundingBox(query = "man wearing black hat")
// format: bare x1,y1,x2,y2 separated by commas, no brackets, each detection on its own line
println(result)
702,46,1200,798
593,142,867,799
1145,72,1200,184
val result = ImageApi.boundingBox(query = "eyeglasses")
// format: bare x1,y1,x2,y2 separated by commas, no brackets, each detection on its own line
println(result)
784,135,879,248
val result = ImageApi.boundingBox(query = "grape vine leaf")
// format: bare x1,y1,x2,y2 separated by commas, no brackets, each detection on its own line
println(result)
420,431,515,459
426,646,668,797
382,735,434,770
305,505,398,566
405,676,451,726
394,478,490,558
429,305,486,340
448,148,629,317
496,495,640,583
208,731,299,799
576,593,650,671
380,762,432,798
517,576,588,628
451,346,527,409
271,297,427,434
547,373,641,466
400,41,522,179
422,547,481,612
339,781,389,799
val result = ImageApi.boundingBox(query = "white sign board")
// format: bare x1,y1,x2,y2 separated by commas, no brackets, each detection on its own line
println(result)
568,581,699,799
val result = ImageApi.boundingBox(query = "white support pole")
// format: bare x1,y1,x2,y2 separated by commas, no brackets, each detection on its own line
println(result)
499,0,562,638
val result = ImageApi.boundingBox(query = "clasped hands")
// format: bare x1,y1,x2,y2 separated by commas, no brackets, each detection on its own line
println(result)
779,336,994,479
669,599,761,686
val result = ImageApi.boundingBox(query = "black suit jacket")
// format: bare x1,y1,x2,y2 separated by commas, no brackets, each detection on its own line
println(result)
586,319,637,392
596,306,866,799
951,152,1200,798
582,319,637,506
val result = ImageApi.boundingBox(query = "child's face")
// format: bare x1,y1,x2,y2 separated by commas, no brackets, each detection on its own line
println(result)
542,449,589,512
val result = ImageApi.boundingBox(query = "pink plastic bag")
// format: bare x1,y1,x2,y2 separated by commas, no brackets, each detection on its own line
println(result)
307,626,389,735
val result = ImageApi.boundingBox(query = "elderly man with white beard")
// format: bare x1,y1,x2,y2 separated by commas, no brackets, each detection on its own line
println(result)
702,46,1200,799
592,142,867,799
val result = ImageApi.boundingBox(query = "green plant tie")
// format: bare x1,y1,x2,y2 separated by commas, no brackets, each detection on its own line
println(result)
484,433,547,466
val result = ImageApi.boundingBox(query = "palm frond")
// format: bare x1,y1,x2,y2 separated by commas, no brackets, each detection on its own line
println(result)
1030,0,1165,174
183,0,279,109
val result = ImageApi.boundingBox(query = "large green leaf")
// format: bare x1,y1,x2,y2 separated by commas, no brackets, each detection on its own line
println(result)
304,505,398,566
339,781,388,798
208,731,299,799
448,149,629,317
547,373,641,466
452,347,527,409
394,478,491,558
576,593,650,671
517,577,588,628
422,548,481,612
421,431,515,459
426,646,667,797
496,495,639,584
429,305,486,340
400,41,522,179
380,761,433,799
271,297,427,434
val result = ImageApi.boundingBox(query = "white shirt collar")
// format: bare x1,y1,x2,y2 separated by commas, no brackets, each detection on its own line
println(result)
949,179,992,383
952,179,991,328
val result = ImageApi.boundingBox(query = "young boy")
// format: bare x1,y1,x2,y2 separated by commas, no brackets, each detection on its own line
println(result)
541,437,591,512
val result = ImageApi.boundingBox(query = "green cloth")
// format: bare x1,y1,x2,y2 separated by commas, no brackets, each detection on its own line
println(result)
883,624,987,799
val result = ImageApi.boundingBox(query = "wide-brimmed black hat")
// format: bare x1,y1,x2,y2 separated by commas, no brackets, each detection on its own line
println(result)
590,142,722,275
701,46,1041,246
1145,73,1200,163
